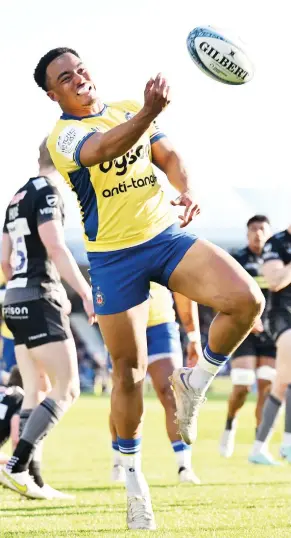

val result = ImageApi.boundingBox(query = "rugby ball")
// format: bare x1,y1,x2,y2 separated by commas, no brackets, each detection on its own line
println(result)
187,26,254,85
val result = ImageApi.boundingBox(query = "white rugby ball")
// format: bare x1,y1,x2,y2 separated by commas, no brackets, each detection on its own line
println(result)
187,26,254,85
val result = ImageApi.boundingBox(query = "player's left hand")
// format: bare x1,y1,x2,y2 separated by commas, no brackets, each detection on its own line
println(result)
187,341,203,368
171,190,200,228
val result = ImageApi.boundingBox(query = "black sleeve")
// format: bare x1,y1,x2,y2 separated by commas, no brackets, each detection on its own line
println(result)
232,250,242,266
262,237,284,263
35,185,64,227
2,208,9,234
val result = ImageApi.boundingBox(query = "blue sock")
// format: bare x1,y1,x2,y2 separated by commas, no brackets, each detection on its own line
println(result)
171,440,192,469
202,343,229,374
117,436,141,455
112,440,119,452
117,437,148,496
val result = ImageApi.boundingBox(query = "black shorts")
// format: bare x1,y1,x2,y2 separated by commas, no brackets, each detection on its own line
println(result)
0,423,10,448
4,298,72,348
232,332,276,360
267,308,291,343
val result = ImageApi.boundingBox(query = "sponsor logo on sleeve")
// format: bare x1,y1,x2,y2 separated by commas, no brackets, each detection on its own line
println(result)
46,194,58,207
56,125,89,159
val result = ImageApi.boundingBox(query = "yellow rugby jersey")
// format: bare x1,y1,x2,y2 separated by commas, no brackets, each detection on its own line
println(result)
47,101,176,252
147,282,176,328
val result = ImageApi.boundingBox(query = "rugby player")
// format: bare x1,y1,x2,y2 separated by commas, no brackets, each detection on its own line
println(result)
249,225,291,464
35,47,264,529
0,268,16,374
220,216,276,457
110,282,202,485
0,139,95,498
0,366,23,466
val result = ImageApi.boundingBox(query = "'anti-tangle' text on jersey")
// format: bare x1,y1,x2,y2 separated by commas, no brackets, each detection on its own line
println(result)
47,101,176,252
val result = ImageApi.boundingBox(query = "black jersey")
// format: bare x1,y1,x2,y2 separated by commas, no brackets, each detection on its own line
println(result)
0,385,24,447
262,230,291,311
233,246,270,325
3,177,64,305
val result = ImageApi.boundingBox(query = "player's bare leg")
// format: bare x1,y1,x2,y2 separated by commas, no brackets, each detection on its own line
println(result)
148,358,200,484
98,301,156,531
2,339,79,499
220,356,255,457
250,330,291,464
169,239,264,444
255,356,275,428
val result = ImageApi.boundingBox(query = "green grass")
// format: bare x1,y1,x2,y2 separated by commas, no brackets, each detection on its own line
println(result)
1,379,291,537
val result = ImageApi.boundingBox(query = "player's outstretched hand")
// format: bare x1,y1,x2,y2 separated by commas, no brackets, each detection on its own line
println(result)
171,190,200,228
82,294,97,325
144,73,171,117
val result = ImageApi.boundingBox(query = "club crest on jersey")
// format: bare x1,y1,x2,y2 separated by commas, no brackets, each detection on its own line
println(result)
125,112,135,121
46,195,58,207
96,287,105,306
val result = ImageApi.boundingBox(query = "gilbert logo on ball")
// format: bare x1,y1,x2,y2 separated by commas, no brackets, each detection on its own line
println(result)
187,26,254,84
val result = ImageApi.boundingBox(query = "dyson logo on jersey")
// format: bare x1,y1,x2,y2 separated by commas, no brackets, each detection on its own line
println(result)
199,41,249,81
99,144,150,176
3,305,28,317
102,175,157,198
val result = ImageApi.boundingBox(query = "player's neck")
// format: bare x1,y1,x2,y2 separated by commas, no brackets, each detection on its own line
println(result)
287,226,291,235
248,244,262,256
61,98,104,118
38,167,55,180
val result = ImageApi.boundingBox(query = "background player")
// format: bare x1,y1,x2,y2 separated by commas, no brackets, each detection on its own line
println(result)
110,282,202,485
0,366,23,466
0,139,95,499
220,216,276,457
249,224,291,464
38,47,264,530
0,268,16,374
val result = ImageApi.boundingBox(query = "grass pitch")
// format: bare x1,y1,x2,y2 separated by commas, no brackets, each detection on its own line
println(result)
1,379,291,537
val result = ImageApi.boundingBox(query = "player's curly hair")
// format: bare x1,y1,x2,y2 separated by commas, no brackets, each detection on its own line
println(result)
247,215,270,228
34,47,80,91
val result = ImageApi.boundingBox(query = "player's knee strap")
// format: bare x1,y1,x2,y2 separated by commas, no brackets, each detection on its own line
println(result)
256,365,276,382
231,368,256,386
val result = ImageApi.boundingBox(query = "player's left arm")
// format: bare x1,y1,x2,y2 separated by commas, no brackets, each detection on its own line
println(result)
152,137,200,227
173,292,203,367
1,232,13,282
263,260,291,292
262,238,291,291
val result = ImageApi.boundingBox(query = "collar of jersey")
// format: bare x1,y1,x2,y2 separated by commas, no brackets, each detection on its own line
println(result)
60,104,107,120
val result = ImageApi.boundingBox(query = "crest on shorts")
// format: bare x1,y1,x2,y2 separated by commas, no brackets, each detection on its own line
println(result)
96,287,105,306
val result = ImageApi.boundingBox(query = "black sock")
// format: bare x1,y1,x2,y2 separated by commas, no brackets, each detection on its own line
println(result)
226,417,234,430
8,439,34,473
28,460,44,488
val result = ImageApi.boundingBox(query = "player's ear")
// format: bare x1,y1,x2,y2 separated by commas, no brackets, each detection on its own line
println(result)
47,90,60,103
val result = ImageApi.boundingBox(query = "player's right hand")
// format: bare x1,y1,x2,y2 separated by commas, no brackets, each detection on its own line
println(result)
143,73,171,117
251,316,264,334
82,294,97,325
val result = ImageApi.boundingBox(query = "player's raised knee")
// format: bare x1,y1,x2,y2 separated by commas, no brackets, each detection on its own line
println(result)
236,281,265,323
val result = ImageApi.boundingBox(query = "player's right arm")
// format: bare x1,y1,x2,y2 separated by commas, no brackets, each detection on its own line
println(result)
262,237,291,292
1,232,13,282
36,188,95,323
78,74,170,166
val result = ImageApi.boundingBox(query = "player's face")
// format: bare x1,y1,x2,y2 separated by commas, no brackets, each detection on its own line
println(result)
46,53,97,109
247,221,271,251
